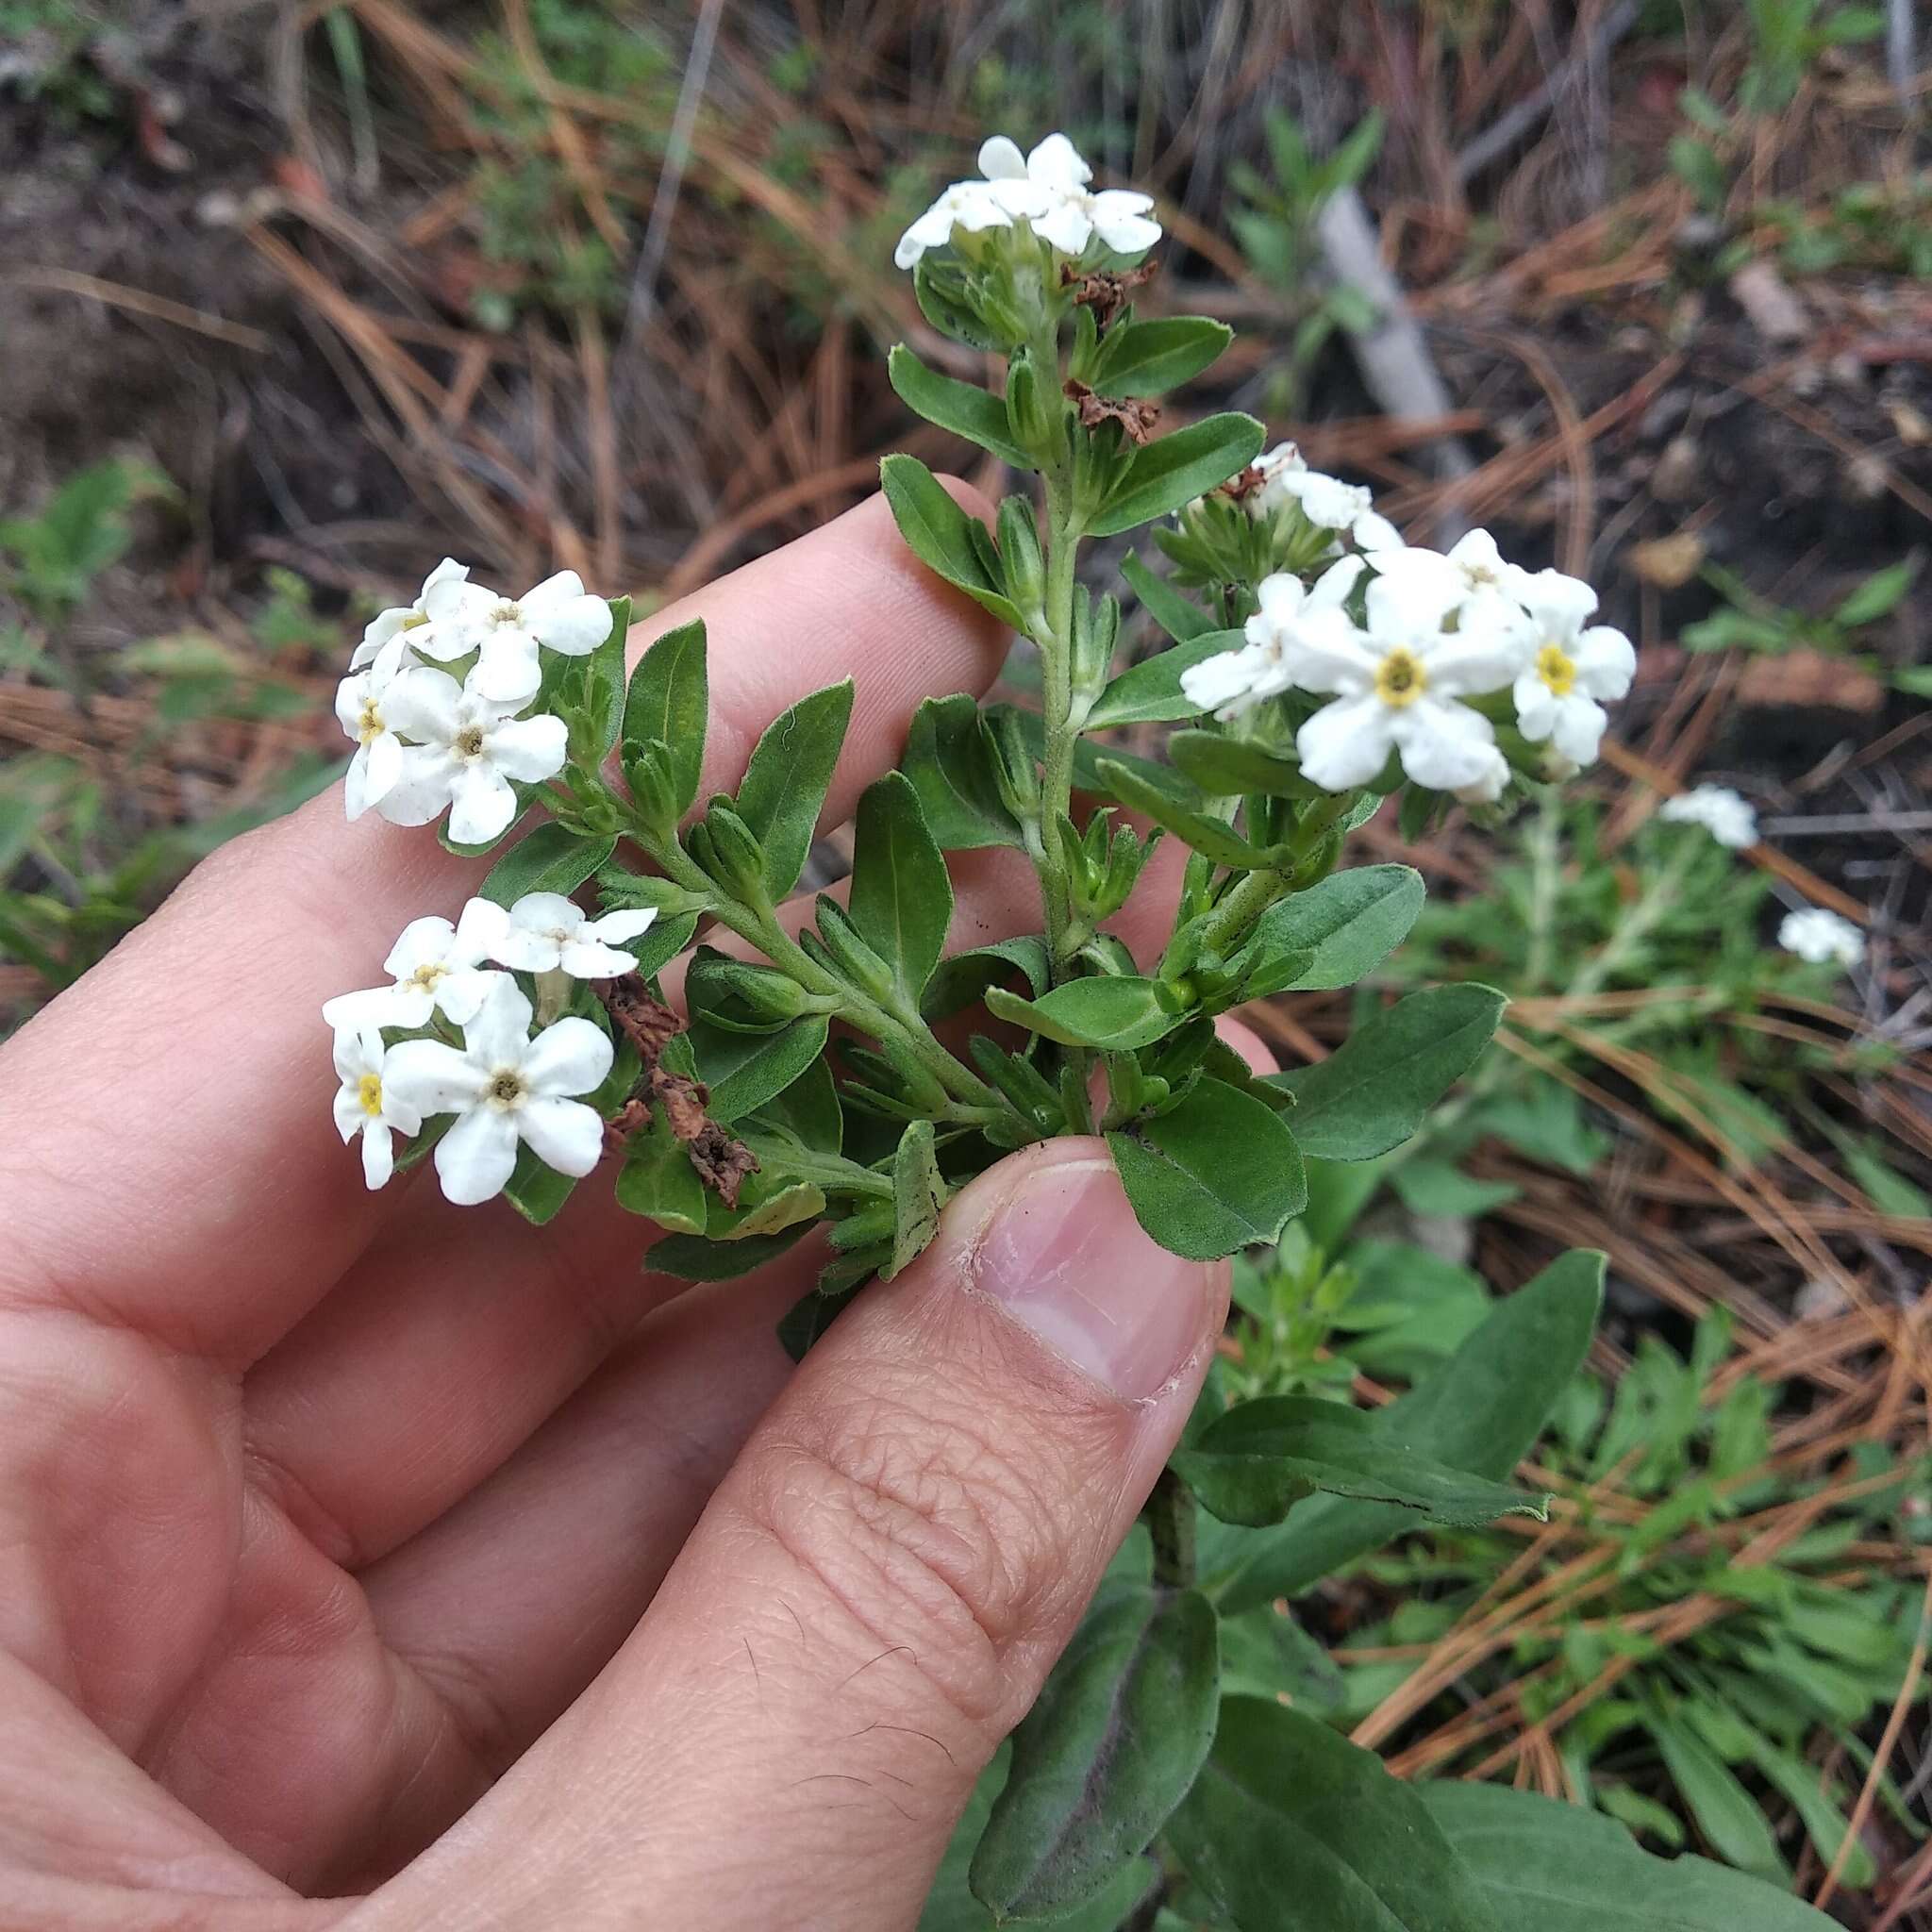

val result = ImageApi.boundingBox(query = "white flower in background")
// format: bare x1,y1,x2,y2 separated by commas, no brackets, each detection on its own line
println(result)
334,634,411,820
349,558,472,672
374,665,568,847
894,179,1020,269
491,892,659,980
1283,575,1522,791
1179,557,1365,719
978,132,1161,257
1250,442,1402,551
1508,572,1635,766
322,898,509,1032
410,569,614,706
1660,784,1759,850
1778,907,1864,970
331,1026,422,1191
384,978,613,1206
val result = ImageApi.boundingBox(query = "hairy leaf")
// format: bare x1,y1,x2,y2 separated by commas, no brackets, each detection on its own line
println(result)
848,772,954,1007
1089,412,1265,538
734,679,855,898
621,616,708,817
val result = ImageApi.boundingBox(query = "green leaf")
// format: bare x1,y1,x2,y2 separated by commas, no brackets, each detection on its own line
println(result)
775,1277,865,1362
889,343,1031,466
1418,1782,1839,1930
480,823,614,908
502,1141,576,1225
613,1111,708,1234
902,693,1025,851
923,936,1051,1021
1239,866,1424,992
687,1014,830,1123
622,616,708,818
921,1750,1157,1932
1266,985,1505,1160
1089,316,1233,397
748,1052,842,1155
1093,758,1273,870
1089,413,1265,538
733,679,855,898
1169,731,1319,801
848,772,954,1008
1121,552,1211,642
880,453,1023,627
648,1226,809,1281
1108,1077,1307,1262
1084,630,1244,729
971,1585,1219,1921
884,1118,945,1281
1643,1712,1788,1884
1174,1394,1549,1530
717,1178,826,1241
1208,1250,1604,1611
986,975,1181,1052
625,908,698,982
1168,1697,1489,1932
1217,1604,1343,1712
1833,558,1915,627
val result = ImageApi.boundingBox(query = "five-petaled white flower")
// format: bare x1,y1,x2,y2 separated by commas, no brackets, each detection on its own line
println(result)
349,558,471,672
331,1027,422,1191
335,634,411,821
384,978,614,1206
322,898,508,1033
1179,558,1365,719
411,569,614,706
1778,907,1864,970
375,665,568,847
491,892,659,980
1363,528,1515,611
976,132,1161,258
1282,575,1520,792
1507,572,1635,767
1659,784,1758,850
894,179,1019,270
1250,443,1401,551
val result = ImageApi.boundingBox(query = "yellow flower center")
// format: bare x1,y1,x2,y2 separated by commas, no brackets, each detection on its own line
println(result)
408,961,447,991
1374,647,1428,708
357,696,384,745
453,724,487,758
488,1069,527,1108
401,610,430,630
1535,641,1577,697
357,1072,384,1117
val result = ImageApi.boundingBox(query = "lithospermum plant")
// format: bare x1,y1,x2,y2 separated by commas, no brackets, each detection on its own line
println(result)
315,129,1830,1932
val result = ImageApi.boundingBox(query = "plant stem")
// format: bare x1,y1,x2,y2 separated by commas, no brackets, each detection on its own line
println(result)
1197,864,1288,959
1146,1465,1197,1591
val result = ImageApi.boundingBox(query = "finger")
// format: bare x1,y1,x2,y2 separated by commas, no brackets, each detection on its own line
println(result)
349,1138,1227,1932
0,486,1004,1367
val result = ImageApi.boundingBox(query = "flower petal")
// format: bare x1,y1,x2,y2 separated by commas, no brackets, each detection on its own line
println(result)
1309,554,1367,608
1390,697,1497,791
491,928,562,974
352,729,403,815
1252,573,1308,626
1550,693,1608,765
526,592,612,658
435,967,506,1028
467,975,535,1066
487,712,569,784
384,914,456,980
977,135,1027,180
470,633,542,705
1365,571,1458,641
435,1107,521,1207
1296,692,1396,791
558,938,644,979
383,1038,490,1114
374,750,458,827
381,666,463,745
1574,625,1636,699
447,763,518,846
1276,607,1377,695
520,1015,614,1097
1179,646,1265,714
1031,201,1092,255
1423,623,1525,696
1026,132,1091,189
516,1095,606,1178
332,1085,364,1144
451,894,510,966
360,1120,395,1191
1091,196,1160,254
582,906,658,945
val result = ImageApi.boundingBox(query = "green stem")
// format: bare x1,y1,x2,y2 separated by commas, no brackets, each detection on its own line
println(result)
1146,1466,1197,1591
1522,786,1563,995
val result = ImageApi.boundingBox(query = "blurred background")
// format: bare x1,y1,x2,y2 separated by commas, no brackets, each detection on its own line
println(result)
3,2,1931,1921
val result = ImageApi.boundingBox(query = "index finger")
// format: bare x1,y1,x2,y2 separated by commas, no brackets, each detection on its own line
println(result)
0,488,1006,1367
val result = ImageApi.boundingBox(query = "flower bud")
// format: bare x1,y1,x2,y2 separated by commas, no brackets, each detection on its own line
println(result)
623,737,680,836
813,897,899,1006
687,803,770,908
985,707,1042,822
996,495,1047,621
687,953,819,1032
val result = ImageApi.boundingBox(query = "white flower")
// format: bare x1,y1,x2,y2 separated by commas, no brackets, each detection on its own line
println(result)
978,132,1161,257
411,569,614,706
1283,575,1521,791
331,1027,422,1191
1508,573,1635,767
374,664,568,847
322,898,509,1033
349,558,472,672
1660,784,1758,850
491,892,659,980
894,178,1019,270
384,978,613,1206
1179,558,1365,720
1364,528,1514,609
1250,442,1401,551
1779,907,1864,970
1453,742,1513,806
334,634,411,820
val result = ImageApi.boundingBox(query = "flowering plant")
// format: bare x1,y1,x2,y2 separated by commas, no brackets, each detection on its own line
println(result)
318,133,1837,1930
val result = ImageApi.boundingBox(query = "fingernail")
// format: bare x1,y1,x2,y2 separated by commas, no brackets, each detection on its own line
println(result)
968,1145,1217,1401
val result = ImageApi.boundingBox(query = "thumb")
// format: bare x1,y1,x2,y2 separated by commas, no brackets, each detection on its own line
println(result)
355,1138,1226,1932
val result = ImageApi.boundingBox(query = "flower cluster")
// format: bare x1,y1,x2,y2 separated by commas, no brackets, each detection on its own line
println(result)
324,881,656,1202
1778,906,1864,972
1179,488,1637,802
896,132,1160,270
335,560,613,846
1659,784,1759,850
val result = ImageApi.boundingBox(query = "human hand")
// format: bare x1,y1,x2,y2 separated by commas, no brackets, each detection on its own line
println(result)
0,491,1246,1931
